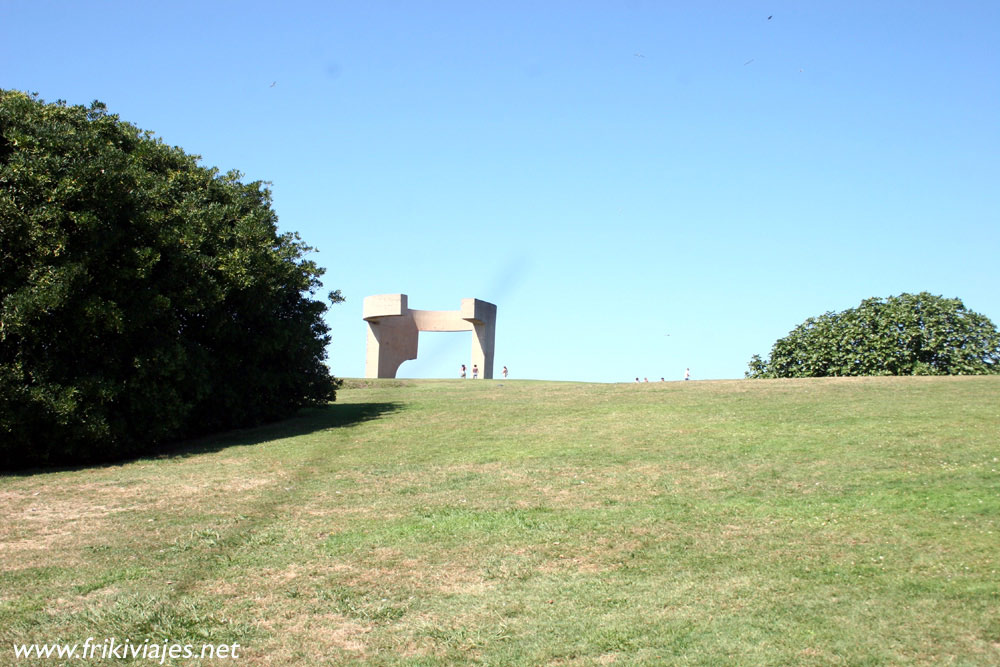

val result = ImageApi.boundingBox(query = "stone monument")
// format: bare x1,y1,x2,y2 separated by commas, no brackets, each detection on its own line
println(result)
363,294,497,379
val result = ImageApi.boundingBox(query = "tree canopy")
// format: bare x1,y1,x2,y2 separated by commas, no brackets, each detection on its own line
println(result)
1,90,340,468
747,293,1000,379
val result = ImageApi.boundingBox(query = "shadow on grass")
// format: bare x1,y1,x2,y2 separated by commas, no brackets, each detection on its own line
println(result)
4,401,403,477
170,401,403,458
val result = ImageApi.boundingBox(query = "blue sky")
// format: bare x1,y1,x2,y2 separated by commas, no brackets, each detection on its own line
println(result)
3,1,997,382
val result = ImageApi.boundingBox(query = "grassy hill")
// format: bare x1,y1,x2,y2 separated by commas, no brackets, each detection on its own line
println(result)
2,376,999,665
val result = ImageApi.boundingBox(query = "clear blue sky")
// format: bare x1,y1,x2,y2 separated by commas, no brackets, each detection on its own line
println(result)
3,1,997,382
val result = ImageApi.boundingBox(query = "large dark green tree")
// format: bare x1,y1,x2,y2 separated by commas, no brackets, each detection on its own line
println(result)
0,90,340,468
747,293,1000,379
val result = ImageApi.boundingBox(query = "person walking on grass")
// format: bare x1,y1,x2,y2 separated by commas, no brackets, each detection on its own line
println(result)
461,364,467,379
472,364,479,379
502,366,508,379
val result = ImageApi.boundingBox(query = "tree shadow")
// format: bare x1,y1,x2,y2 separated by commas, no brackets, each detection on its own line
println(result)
3,401,403,476
168,401,403,458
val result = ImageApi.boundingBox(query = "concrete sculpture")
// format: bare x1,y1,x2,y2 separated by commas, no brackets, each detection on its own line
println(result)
363,294,497,379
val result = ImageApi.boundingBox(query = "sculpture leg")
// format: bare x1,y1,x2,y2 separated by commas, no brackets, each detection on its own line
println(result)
471,320,495,380
365,318,419,378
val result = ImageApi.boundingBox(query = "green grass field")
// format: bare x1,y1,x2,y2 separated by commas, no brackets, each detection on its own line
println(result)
2,376,999,665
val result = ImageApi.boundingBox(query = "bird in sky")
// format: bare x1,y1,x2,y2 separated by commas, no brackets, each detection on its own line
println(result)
270,81,277,87
768,15,773,20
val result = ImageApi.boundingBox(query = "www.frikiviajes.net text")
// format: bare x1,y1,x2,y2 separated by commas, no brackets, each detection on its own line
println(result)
13,637,241,662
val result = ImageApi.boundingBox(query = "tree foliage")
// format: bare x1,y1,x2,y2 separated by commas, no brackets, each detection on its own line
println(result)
747,293,1000,379
1,90,340,468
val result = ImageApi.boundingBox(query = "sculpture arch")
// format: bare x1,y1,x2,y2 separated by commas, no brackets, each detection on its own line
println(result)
363,294,497,379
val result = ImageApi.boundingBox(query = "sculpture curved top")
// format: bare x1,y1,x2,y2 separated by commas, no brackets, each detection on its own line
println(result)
363,294,497,379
